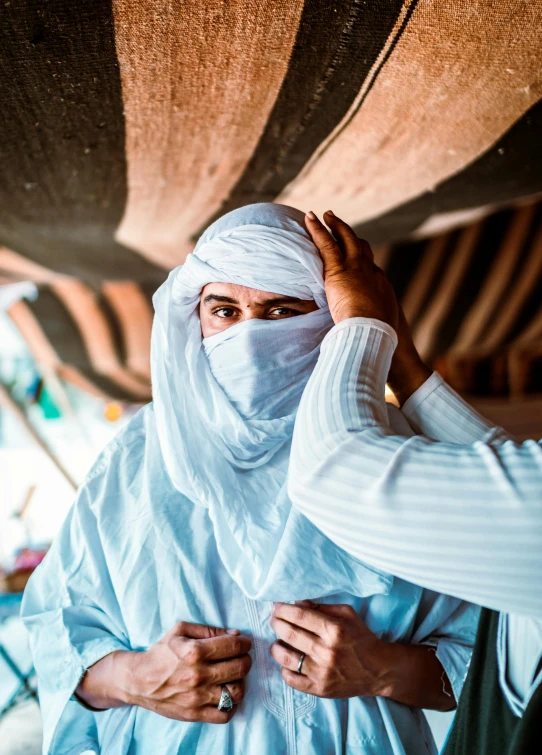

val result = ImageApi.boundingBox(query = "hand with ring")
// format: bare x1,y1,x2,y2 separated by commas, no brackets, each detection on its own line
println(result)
76,621,252,724
270,602,387,699
270,602,455,710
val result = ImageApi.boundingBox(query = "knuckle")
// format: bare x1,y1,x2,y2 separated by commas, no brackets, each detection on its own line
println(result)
232,638,247,656
185,691,201,708
186,669,204,689
183,641,203,664
328,623,345,645
321,239,339,254
293,606,306,623
315,683,328,698
215,710,235,725
280,648,294,667
286,627,298,645
321,646,339,667
173,621,186,635
341,604,357,619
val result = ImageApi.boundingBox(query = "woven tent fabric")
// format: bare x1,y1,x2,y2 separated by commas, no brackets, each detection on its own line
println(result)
6,281,154,402
0,0,541,279
0,1,541,400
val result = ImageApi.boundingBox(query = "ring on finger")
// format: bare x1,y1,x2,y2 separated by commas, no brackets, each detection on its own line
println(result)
297,652,306,674
217,685,234,712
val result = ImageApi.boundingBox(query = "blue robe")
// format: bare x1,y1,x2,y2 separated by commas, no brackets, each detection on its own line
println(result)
22,404,479,754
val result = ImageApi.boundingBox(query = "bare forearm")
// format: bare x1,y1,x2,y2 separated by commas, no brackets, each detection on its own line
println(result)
76,650,137,710
377,642,455,711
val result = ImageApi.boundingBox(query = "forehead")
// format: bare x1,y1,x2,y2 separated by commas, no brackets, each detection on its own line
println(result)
200,282,286,302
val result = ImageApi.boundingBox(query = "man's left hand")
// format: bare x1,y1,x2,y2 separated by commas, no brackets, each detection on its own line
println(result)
270,602,391,699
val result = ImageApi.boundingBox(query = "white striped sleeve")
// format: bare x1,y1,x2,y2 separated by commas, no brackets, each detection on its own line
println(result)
401,371,512,445
288,319,542,618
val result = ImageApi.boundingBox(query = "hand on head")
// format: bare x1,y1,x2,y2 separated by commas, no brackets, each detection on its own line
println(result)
305,210,399,330
306,211,431,404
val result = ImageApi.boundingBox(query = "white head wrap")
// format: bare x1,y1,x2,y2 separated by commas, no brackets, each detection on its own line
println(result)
151,204,391,600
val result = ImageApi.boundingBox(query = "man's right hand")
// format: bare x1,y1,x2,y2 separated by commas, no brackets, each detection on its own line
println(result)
305,210,399,331
306,210,432,405
76,621,252,724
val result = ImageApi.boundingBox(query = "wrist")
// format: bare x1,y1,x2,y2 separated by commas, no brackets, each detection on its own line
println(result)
332,307,396,329
369,639,405,699
77,650,137,710
118,650,147,707
388,355,431,406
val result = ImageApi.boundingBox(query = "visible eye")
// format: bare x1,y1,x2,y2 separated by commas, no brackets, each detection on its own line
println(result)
268,307,299,319
213,307,238,319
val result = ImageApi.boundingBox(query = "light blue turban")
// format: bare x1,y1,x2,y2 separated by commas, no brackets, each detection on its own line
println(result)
151,204,390,600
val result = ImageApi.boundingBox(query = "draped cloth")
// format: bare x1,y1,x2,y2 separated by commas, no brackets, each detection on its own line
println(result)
21,203,479,754
151,203,389,600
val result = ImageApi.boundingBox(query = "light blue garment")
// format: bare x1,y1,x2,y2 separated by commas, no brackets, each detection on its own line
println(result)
23,405,478,755
22,204,479,753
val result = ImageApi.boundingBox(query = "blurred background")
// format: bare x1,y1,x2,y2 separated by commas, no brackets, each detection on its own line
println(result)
1,0,541,751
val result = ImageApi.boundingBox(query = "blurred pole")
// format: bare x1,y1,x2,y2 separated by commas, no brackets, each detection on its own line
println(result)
0,380,78,490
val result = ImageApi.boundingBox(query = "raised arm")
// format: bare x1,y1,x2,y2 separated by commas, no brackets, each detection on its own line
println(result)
288,212,542,617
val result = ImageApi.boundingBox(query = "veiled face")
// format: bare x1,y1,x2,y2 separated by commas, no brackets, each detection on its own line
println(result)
199,282,318,337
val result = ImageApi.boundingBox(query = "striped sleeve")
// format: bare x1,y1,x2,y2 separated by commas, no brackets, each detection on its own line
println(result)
288,319,542,618
401,371,513,445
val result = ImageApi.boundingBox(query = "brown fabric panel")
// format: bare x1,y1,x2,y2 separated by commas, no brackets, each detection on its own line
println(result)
412,205,497,239
0,0,166,286
508,345,542,398
113,0,304,268
477,226,542,352
197,0,407,229
7,299,118,401
401,234,448,323
7,300,62,368
278,0,542,227
51,280,151,399
469,396,542,440
451,204,537,351
101,281,153,381
514,308,542,346
0,247,66,284
413,222,483,359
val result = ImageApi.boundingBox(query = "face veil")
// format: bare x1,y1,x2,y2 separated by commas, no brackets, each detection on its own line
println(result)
150,203,390,601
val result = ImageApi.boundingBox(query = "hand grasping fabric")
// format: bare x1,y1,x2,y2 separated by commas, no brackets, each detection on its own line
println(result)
270,602,454,711
76,621,252,724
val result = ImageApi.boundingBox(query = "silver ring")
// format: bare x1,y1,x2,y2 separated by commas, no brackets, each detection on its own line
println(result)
217,685,234,713
297,652,306,674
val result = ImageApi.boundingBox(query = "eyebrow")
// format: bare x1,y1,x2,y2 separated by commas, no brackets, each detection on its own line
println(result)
202,294,305,306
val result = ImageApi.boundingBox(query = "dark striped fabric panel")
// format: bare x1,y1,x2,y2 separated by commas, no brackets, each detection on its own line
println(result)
0,1,540,279
197,0,406,233
0,0,165,285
